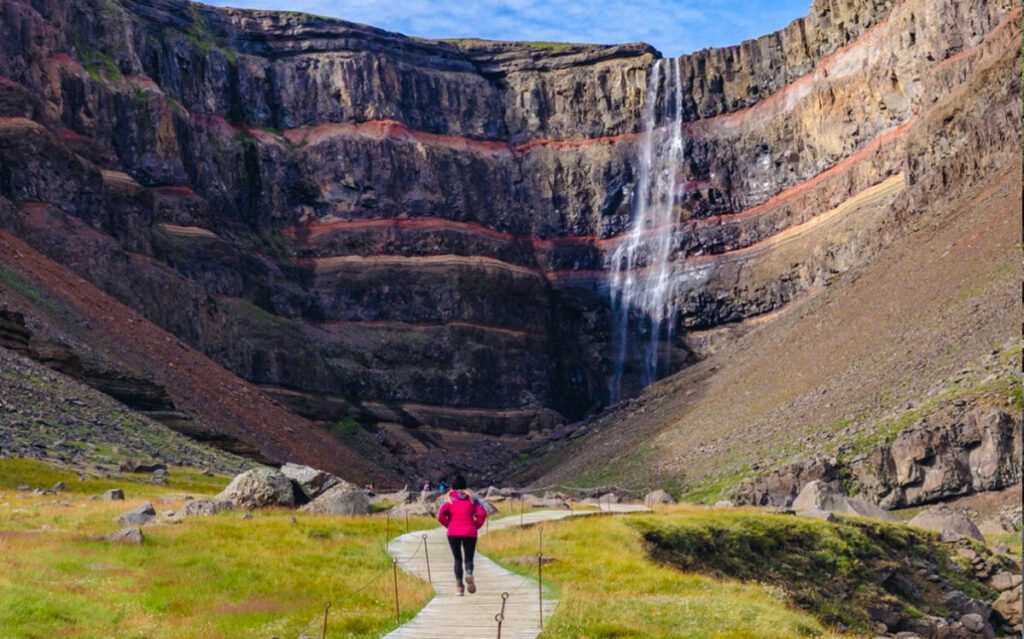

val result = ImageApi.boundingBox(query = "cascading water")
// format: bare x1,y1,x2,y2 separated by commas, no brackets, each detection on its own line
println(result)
609,57,686,402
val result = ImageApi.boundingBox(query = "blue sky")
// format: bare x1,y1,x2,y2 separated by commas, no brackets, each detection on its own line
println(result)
203,0,812,57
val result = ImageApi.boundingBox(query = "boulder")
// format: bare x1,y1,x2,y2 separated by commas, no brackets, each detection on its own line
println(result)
386,500,433,518
942,590,991,619
907,504,984,542
647,489,676,505
734,456,840,507
102,488,125,501
483,486,509,498
992,584,1022,630
116,502,156,526
105,527,144,544
149,468,168,486
791,481,897,521
478,498,500,515
301,484,370,515
977,516,1014,536
53,481,65,492
216,468,295,509
280,463,339,501
713,499,735,508
121,462,167,474
958,613,988,634
526,496,569,510
989,571,1021,592
182,499,235,517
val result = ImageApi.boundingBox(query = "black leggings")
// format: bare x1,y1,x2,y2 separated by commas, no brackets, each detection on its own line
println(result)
447,536,477,584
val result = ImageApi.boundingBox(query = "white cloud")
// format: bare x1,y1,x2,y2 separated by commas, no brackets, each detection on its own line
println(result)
204,0,811,56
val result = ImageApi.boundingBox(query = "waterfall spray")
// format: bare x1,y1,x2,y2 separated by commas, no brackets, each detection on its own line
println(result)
609,57,686,402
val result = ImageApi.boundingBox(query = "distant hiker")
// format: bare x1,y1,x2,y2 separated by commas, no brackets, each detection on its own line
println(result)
422,481,431,492
437,474,487,596
438,480,448,493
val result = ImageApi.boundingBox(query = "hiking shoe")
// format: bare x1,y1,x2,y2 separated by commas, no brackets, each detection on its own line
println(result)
465,575,476,594
455,584,465,597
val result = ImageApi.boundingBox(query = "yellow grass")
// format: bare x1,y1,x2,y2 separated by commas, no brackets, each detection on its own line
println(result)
0,461,434,639
482,507,849,639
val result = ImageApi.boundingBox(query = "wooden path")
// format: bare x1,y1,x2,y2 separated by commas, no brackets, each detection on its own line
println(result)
384,503,649,639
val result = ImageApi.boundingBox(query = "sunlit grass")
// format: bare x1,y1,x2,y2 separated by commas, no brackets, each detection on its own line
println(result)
0,460,434,639
483,508,847,639
0,457,229,496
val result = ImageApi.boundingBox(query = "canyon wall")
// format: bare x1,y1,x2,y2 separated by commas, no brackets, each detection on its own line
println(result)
0,0,1018,477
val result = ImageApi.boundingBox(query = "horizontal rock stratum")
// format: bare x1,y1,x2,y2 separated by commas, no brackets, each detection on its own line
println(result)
0,0,1019,480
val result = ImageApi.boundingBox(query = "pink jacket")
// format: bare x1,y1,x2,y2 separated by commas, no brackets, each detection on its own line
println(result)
437,491,487,537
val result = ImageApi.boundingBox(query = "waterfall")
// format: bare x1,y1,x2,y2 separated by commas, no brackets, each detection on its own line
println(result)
609,57,686,402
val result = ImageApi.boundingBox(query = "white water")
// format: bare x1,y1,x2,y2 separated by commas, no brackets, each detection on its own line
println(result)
609,58,686,402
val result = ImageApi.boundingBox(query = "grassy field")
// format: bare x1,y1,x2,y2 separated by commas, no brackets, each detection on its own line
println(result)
483,508,849,639
0,458,229,496
0,460,434,639
484,506,1013,639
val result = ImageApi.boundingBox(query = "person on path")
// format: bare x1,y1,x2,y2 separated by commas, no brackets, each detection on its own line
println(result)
437,475,487,596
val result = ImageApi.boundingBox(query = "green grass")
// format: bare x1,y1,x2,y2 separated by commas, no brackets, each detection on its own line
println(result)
635,510,1002,633
486,508,1009,637
328,418,360,439
0,461,435,638
484,509,846,639
990,531,1022,558
0,458,229,496
0,262,61,314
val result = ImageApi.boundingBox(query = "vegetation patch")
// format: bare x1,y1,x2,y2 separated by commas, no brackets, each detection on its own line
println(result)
633,510,1001,634
485,511,842,638
0,458,228,496
328,417,361,439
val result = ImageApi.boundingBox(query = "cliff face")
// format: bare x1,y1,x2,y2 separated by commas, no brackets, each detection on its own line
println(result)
0,0,1018,479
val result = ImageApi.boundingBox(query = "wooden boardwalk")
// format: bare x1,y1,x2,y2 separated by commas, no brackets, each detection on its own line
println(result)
384,503,649,639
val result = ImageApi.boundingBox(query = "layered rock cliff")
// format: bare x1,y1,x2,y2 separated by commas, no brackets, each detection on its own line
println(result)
0,0,1018,479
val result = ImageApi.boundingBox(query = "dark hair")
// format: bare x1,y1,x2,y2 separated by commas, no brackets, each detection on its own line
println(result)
452,475,467,490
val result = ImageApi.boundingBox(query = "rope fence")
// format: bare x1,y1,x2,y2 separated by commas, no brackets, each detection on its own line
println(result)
295,533,428,639
293,484,648,638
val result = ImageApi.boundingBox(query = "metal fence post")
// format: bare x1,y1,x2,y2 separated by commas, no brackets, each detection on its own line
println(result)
321,602,331,639
392,558,400,623
537,526,544,629
422,534,432,585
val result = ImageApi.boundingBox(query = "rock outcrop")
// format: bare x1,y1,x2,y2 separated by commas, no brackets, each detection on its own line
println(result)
852,405,1022,509
736,399,1022,509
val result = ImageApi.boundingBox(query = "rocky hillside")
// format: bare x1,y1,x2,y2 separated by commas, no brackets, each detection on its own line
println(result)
0,0,1019,480
0,333,247,475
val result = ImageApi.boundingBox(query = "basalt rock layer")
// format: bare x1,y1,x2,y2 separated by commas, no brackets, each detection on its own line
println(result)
0,0,1018,478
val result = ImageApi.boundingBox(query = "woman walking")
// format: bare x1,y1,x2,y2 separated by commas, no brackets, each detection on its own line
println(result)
436,475,487,596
